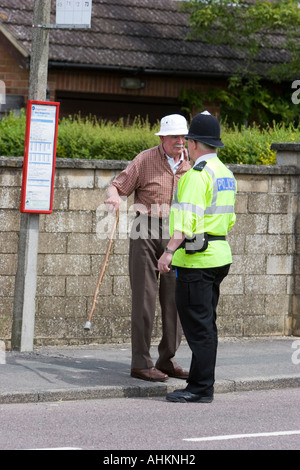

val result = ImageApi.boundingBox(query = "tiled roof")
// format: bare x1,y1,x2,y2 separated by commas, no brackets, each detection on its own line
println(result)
0,0,290,77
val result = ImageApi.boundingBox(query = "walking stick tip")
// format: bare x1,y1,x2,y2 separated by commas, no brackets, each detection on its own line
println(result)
84,321,92,331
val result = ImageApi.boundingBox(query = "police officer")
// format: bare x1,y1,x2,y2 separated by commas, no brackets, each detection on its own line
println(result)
158,111,237,403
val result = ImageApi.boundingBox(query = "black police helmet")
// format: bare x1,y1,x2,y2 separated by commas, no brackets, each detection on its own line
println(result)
185,111,224,148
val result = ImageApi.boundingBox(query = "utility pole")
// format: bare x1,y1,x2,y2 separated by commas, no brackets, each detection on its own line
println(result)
11,0,51,351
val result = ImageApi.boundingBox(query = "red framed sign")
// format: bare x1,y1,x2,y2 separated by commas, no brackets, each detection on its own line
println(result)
20,100,60,213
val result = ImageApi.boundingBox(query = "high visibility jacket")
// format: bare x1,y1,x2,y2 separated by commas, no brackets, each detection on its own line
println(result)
170,153,237,268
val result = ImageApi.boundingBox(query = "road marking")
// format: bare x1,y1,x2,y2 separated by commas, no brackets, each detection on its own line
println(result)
183,430,300,442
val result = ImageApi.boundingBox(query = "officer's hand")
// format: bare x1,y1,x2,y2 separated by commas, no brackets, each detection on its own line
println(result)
158,252,173,274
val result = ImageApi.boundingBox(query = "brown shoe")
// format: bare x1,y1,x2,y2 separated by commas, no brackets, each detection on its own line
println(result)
131,367,168,382
159,366,189,380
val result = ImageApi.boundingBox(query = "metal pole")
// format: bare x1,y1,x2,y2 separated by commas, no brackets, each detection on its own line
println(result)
11,0,51,351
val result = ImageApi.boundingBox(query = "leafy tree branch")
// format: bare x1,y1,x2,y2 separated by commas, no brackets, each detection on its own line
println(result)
181,0,300,81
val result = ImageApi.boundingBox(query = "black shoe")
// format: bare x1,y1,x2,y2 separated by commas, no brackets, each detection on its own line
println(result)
166,389,213,403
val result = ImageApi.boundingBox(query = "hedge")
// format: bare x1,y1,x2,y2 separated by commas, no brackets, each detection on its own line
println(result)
1,110,300,165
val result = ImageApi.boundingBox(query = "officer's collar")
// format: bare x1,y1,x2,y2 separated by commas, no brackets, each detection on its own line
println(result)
193,153,217,167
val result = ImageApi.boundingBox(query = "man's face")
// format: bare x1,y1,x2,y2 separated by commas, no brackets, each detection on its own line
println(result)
160,135,186,159
187,139,198,163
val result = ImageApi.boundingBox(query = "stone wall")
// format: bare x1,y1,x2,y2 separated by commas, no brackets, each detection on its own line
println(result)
0,149,299,347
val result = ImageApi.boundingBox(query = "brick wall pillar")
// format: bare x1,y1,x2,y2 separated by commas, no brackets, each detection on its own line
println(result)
271,143,300,335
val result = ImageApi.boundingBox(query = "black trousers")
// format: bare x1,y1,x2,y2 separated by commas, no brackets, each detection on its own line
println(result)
175,264,231,397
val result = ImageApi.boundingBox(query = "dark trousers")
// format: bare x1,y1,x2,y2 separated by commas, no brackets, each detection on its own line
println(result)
175,264,231,396
129,215,182,370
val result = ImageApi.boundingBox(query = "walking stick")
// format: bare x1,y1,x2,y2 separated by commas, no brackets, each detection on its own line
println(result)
84,210,119,331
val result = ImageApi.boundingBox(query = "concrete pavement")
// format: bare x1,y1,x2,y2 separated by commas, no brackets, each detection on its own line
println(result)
0,336,299,404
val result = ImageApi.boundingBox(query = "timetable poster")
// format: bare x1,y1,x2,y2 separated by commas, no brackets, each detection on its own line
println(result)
20,101,60,213
56,0,92,26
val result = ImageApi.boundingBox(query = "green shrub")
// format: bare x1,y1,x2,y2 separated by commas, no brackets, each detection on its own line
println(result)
0,110,26,156
220,122,300,165
56,115,159,160
1,111,300,165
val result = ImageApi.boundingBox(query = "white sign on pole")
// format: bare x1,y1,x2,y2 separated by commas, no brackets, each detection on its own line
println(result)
0,80,5,111
56,0,92,27
21,101,60,214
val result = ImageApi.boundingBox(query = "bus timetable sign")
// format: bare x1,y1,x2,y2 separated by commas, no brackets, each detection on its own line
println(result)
56,0,92,27
20,101,60,214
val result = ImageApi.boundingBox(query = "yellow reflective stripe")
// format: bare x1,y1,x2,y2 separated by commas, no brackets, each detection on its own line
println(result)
205,205,235,214
173,181,234,217
172,199,205,218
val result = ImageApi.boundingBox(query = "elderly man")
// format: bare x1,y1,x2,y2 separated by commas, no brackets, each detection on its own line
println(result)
106,114,190,382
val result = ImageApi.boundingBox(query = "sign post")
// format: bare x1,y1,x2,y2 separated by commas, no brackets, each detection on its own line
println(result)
12,0,92,352
11,1,52,352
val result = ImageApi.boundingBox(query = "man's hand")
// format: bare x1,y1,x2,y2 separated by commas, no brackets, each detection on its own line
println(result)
105,186,121,215
158,252,173,274
157,231,185,274
105,196,120,215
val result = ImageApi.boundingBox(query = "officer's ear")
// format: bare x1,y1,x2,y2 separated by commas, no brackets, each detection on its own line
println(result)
190,139,198,151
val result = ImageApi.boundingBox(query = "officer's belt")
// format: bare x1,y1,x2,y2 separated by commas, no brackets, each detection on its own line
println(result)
207,235,226,241
178,233,226,253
